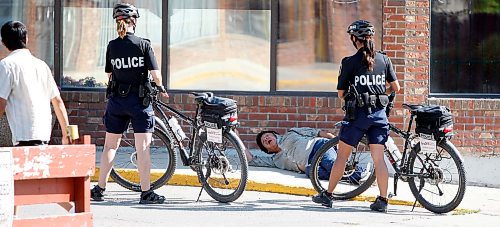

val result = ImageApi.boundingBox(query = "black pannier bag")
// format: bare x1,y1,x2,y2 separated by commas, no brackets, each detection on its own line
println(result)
414,105,453,140
200,96,238,128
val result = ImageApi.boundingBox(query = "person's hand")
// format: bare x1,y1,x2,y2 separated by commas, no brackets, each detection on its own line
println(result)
61,135,70,145
157,85,169,99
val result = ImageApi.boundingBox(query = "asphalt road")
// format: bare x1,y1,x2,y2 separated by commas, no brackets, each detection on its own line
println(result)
16,183,500,227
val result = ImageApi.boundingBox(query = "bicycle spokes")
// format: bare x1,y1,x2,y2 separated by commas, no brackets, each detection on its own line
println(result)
195,131,248,202
408,141,466,213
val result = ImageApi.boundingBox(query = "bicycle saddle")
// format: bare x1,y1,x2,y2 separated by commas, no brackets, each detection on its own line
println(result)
402,103,424,112
191,92,214,103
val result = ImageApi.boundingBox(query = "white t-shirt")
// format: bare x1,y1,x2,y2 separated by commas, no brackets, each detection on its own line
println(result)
0,49,60,145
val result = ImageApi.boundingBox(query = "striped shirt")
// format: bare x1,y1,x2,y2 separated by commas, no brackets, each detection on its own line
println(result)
0,49,59,145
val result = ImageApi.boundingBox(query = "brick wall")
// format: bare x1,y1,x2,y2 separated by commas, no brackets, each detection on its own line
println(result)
56,0,499,156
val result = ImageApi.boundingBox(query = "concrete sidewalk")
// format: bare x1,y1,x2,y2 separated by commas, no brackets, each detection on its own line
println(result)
92,158,500,216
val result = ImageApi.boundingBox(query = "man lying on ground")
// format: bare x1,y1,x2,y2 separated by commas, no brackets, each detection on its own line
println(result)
246,127,369,183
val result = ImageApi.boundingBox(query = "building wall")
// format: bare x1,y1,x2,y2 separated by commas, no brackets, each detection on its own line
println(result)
55,0,499,157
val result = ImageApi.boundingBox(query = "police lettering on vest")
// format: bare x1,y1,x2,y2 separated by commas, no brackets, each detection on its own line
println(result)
354,74,386,86
110,57,144,69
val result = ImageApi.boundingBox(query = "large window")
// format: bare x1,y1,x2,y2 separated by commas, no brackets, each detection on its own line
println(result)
0,0,54,70
62,0,162,88
0,0,387,94
431,0,500,94
277,0,383,92
168,0,271,91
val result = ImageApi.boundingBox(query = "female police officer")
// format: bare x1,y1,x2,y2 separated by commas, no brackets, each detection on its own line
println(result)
312,20,400,212
91,3,169,204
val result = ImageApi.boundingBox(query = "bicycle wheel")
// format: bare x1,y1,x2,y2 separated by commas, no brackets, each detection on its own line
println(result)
110,126,177,192
309,137,376,200
194,129,248,203
408,139,467,213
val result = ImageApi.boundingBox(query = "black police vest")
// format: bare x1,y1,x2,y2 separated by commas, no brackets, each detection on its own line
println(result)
337,50,397,95
105,33,158,86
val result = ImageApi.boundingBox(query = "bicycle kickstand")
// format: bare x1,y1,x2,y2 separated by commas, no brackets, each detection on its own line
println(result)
196,182,206,202
411,178,425,212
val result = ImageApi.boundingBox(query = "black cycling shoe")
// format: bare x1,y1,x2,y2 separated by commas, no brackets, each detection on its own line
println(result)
139,190,165,204
370,196,388,213
90,185,105,201
312,191,333,208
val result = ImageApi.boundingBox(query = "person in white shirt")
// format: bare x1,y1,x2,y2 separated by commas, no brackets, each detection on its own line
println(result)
0,21,70,146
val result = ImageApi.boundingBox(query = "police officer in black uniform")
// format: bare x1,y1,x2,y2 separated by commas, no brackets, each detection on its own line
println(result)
312,20,400,212
91,3,168,204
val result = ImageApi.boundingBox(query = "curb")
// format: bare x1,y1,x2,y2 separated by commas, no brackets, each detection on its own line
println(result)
92,168,475,214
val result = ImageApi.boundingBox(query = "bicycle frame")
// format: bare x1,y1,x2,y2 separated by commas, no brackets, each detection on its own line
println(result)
386,112,453,197
152,99,200,166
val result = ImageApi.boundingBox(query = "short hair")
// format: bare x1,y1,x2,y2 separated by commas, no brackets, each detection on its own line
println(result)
256,130,278,154
1,21,27,51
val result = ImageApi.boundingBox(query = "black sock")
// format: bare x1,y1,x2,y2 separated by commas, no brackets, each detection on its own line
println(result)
141,190,152,197
95,185,105,192
378,196,388,203
325,191,333,197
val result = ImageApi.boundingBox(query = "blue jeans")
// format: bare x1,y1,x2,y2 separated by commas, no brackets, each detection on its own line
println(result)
305,138,364,183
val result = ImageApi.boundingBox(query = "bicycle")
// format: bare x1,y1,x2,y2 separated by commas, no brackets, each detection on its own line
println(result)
109,91,248,203
309,103,466,213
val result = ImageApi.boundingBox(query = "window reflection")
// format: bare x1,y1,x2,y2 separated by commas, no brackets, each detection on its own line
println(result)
277,0,383,92
0,0,54,71
431,0,500,94
62,0,162,88
168,0,271,91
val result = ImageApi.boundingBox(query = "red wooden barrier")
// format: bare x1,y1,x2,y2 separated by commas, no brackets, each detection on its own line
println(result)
10,135,95,227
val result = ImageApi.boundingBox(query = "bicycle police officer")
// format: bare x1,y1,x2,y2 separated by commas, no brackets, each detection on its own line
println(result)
91,3,169,204
312,20,400,212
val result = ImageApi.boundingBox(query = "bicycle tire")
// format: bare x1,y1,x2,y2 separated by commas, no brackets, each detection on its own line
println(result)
195,129,248,203
408,140,467,213
110,127,177,192
309,137,376,200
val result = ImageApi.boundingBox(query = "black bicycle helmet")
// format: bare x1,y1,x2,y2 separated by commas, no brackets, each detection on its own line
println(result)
347,20,375,39
113,3,140,19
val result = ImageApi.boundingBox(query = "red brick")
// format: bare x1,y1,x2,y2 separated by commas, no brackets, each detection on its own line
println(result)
288,114,307,121
248,114,267,120
383,7,397,14
387,15,405,21
269,114,287,120
278,121,297,128
386,29,405,36
385,0,405,7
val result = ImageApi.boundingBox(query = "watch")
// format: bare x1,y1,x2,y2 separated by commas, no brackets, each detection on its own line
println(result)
157,85,166,93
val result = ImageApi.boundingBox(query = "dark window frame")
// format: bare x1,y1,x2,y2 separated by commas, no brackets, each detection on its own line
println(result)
429,0,500,98
52,0,394,98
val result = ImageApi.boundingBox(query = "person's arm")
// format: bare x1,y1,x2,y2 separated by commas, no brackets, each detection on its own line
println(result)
338,89,346,100
0,63,11,116
318,130,335,139
244,148,254,162
248,154,277,168
384,55,400,94
337,57,351,100
386,80,400,94
51,96,69,145
0,98,6,116
150,70,162,87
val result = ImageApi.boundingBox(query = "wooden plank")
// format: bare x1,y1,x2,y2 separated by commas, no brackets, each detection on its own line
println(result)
13,212,93,227
11,145,95,180
14,178,74,205
74,177,91,213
